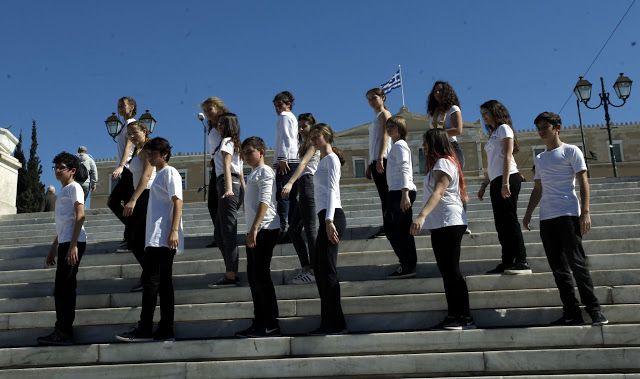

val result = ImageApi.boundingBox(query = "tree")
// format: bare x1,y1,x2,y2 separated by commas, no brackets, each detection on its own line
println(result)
15,130,30,213
15,120,45,213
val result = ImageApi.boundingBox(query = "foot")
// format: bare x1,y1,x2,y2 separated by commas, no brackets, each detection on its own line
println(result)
368,226,385,239
247,325,281,338
205,240,217,248
208,275,240,288
116,239,132,253
235,323,258,338
504,262,532,275
430,316,458,331
37,329,72,346
589,310,609,326
289,270,316,285
486,263,509,275
549,313,585,326
130,280,143,292
116,327,153,342
152,329,175,342
464,227,471,234
386,266,416,279
443,316,477,330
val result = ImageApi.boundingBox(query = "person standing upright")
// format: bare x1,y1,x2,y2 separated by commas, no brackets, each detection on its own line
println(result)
75,146,98,203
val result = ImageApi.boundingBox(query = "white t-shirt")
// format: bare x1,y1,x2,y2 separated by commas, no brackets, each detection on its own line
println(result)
55,181,87,243
273,111,299,166
484,124,519,181
368,110,392,164
421,158,467,230
146,166,185,254
431,105,461,143
116,118,136,169
129,153,156,190
244,165,280,231
208,128,222,160
386,140,417,192
301,149,320,177
214,137,243,177
534,143,587,221
314,153,342,221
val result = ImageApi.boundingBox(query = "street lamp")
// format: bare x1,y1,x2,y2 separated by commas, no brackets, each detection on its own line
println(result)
197,113,208,201
139,110,157,134
573,73,633,177
104,113,123,141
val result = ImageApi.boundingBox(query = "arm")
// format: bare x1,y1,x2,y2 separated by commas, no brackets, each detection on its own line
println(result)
46,236,59,266
477,172,490,201
90,159,98,190
325,156,341,244
501,137,514,198
220,152,234,198
445,110,463,137
376,110,391,174
282,147,316,198
123,152,153,217
65,201,86,266
576,170,591,235
112,138,134,179
398,144,413,212
167,196,183,250
276,115,294,174
410,170,451,235
523,179,543,231
247,202,268,248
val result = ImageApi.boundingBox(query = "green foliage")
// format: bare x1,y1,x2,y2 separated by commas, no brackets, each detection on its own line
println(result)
15,121,45,213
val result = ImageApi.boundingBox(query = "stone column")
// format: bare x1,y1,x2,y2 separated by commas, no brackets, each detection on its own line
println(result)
0,128,21,215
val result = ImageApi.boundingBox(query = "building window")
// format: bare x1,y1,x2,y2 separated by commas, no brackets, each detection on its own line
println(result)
177,169,187,190
418,148,426,174
609,141,624,162
353,158,366,178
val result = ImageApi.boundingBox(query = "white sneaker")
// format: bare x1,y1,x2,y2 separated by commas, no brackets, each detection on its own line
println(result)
289,271,316,285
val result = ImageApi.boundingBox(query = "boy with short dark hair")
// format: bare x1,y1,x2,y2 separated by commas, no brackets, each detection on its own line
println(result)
523,112,607,326
235,136,281,338
116,137,184,342
38,152,87,346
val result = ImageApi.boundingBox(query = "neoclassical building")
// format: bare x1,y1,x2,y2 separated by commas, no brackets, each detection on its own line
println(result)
91,107,640,208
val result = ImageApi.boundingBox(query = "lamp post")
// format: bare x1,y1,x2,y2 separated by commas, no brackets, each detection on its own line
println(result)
104,113,123,142
197,113,208,201
575,99,590,178
138,110,157,134
574,73,633,177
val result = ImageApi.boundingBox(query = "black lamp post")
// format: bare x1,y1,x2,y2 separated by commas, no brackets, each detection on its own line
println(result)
139,110,157,134
104,113,123,141
574,73,633,177
197,112,208,201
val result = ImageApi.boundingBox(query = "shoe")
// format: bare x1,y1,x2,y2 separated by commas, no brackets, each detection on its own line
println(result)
208,275,240,288
386,266,416,279
37,329,72,346
368,226,385,239
589,310,609,325
205,240,217,248
277,231,291,244
486,263,509,274
130,280,143,292
289,270,316,284
308,327,348,336
549,313,585,326
504,262,533,275
152,329,175,341
235,323,258,338
247,325,281,338
116,327,153,342
443,316,477,330
430,316,458,330
116,240,132,253
464,228,471,234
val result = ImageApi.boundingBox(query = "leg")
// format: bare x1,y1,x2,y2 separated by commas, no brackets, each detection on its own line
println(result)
156,247,176,333
370,159,389,214
125,189,149,267
247,229,280,329
289,174,315,268
207,162,218,237
107,167,134,225
54,242,86,336
215,177,241,274
139,248,161,333
490,176,526,265
384,190,417,271
81,184,90,203
275,165,297,232
431,226,470,317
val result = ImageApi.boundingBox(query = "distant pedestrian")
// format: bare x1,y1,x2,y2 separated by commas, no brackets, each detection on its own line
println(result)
75,146,98,203
40,185,57,212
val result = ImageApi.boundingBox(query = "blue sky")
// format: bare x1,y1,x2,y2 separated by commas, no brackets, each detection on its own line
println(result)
1,0,638,203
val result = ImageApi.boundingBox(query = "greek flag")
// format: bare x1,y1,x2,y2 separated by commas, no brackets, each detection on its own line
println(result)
381,70,401,95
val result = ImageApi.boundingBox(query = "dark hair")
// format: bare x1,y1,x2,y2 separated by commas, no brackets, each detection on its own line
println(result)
118,97,137,118
534,112,562,129
366,88,389,111
298,113,317,157
144,137,172,162
53,152,81,180
200,97,230,133
242,136,266,152
426,81,460,116
480,100,520,154
310,123,345,166
273,91,295,110
387,115,408,140
215,112,241,156
422,129,467,201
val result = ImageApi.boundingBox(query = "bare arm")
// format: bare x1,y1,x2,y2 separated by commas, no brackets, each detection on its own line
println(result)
445,110,463,137
168,196,183,250
576,170,591,235
477,172,490,201
410,170,451,235
523,179,543,231
376,109,392,173
282,146,316,198
501,137,514,198
112,139,134,179
123,151,153,217
65,201,86,266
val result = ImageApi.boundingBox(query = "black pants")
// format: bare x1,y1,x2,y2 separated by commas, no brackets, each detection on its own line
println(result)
207,159,218,234
247,228,280,328
313,208,347,331
384,190,417,270
289,174,317,269
369,159,388,214
139,247,176,333
451,141,465,170
124,189,149,267
275,163,299,232
107,167,134,225
540,216,601,315
214,176,243,273
54,241,87,336
489,174,527,265
431,225,470,317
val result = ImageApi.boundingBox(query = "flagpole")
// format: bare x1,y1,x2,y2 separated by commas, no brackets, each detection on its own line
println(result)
398,64,406,107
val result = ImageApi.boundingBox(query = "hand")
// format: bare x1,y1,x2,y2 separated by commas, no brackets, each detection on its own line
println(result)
326,221,339,244
91,185,96,191
477,185,486,201
281,182,293,198
123,199,136,217
221,190,234,199
376,159,385,174
523,213,532,231
580,212,591,235
112,166,123,179
277,161,290,175
365,166,372,180
167,230,179,250
410,216,425,236
400,194,411,212
46,245,57,266
246,228,258,248
501,183,511,199
66,245,79,266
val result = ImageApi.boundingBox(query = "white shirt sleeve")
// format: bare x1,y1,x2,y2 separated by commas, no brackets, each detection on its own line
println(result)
325,154,341,221
398,143,413,190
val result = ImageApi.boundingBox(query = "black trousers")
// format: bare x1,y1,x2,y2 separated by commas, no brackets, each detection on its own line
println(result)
289,174,317,269
489,174,527,265
54,241,87,336
124,188,149,267
431,225,470,317
247,228,280,328
384,190,417,270
275,163,299,232
369,159,388,214
107,167,134,225
207,159,218,235
313,208,347,331
139,247,176,333
540,216,601,315
214,176,243,273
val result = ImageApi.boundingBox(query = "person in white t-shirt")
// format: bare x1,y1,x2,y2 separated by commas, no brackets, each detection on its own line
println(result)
384,116,418,279
234,136,282,338
523,112,607,327
208,113,246,288
116,137,184,342
477,100,531,275
410,129,476,331
427,81,465,169
37,152,87,346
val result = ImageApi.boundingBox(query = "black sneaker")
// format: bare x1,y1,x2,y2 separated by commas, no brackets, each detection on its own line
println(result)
205,240,217,248
368,226,385,239
589,310,609,326
486,263,509,274
153,329,175,342
549,313,585,326
235,324,258,338
504,262,532,275
387,266,416,279
207,275,239,288
37,329,72,346
116,239,132,253
444,316,477,330
247,325,281,338
430,316,458,331
130,279,143,292
116,327,153,342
